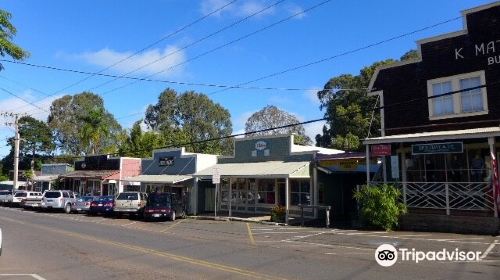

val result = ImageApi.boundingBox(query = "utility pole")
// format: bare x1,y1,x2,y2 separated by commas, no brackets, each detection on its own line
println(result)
13,115,20,191
2,112,24,191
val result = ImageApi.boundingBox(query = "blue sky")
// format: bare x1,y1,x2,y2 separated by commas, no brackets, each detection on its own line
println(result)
0,0,493,157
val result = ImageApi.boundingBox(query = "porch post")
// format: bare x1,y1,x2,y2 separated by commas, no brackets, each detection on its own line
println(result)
488,137,498,218
285,177,290,224
400,146,407,206
229,177,232,217
313,165,318,219
365,144,370,186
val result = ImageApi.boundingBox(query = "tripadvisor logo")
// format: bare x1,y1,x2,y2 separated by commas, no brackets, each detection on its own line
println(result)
375,244,482,267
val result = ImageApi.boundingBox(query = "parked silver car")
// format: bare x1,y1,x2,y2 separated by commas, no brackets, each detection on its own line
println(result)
113,192,147,216
41,190,77,213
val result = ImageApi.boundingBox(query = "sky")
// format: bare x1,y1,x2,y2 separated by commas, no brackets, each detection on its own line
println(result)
0,0,494,157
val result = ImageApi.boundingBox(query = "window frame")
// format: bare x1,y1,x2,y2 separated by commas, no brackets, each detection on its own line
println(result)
427,70,488,120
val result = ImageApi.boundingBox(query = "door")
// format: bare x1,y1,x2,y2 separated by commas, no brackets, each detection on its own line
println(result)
205,188,215,212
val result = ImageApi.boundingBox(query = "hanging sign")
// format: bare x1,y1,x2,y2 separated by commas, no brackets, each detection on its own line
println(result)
391,156,399,179
371,144,391,156
412,142,463,155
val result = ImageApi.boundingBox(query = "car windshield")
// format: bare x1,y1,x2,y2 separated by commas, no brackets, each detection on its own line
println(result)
116,193,138,200
14,192,27,197
147,193,172,207
44,192,61,198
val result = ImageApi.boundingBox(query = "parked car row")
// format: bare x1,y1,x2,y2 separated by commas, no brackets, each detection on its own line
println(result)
0,190,185,222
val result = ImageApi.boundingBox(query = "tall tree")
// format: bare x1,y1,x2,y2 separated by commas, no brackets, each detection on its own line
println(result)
0,9,29,70
316,51,418,151
245,105,311,145
145,88,232,154
48,92,122,155
119,120,167,158
18,116,54,168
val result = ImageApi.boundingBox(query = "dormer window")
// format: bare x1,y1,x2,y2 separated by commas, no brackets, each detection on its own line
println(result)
427,70,487,120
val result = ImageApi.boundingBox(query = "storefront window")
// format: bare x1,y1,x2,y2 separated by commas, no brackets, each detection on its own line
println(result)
291,179,311,206
405,147,491,183
257,179,275,204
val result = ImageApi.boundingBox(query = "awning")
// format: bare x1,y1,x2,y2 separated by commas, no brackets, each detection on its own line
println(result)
193,161,310,179
317,152,379,173
33,175,59,182
123,174,192,184
59,170,120,180
364,127,500,145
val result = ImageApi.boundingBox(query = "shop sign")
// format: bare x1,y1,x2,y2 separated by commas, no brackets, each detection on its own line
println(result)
255,141,267,150
320,159,359,171
159,156,175,166
212,167,220,184
412,142,463,155
371,144,391,156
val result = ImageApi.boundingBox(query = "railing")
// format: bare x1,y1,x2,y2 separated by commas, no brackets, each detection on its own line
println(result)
368,181,495,215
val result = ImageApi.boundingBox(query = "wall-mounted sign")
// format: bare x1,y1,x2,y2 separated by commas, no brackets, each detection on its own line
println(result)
371,144,391,156
81,162,87,169
454,39,500,66
412,142,463,155
255,141,267,151
159,156,175,166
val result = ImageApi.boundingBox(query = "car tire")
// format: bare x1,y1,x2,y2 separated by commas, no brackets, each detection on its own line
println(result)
64,204,71,214
179,210,186,219
170,211,176,221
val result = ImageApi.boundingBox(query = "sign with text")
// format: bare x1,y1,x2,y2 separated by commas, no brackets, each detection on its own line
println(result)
212,167,220,184
159,156,175,166
412,142,463,155
371,144,392,156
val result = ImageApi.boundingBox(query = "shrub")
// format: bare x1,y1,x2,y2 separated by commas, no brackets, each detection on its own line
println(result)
353,184,407,231
270,205,286,223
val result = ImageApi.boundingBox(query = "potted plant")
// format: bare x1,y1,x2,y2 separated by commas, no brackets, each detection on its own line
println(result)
270,205,286,223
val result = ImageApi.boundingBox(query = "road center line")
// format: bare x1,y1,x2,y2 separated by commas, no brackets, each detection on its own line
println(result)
0,216,285,280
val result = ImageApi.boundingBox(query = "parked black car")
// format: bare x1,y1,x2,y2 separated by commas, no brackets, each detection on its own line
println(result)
144,192,185,221
88,195,115,216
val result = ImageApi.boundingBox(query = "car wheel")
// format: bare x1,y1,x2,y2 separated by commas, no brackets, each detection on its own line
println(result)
64,204,71,214
170,211,176,221
179,210,186,219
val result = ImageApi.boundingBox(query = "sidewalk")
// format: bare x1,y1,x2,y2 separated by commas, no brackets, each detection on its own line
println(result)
188,212,288,226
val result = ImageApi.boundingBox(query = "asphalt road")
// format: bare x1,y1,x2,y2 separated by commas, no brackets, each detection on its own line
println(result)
0,206,498,280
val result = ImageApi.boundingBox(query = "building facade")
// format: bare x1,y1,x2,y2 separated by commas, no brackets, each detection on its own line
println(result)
123,148,217,215
365,2,500,234
194,134,342,222
59,155,141,196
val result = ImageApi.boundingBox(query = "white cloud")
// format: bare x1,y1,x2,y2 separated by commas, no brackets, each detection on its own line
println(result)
78,46,186,78
200,0,303,19
304,87,321,106
0,92,61,125
233,111,254,132
285,3,306,19
303,120,327,143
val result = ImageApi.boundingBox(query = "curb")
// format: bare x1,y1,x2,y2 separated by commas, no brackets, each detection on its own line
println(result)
187,215,287,226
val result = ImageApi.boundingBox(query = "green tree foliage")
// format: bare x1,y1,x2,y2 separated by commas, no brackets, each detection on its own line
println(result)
244,105,311,145
0,9,29,70
145,88,232,154
18,116,54,166
119,120,167,158
353,184,407,231
315,50,418,150
48,92,122,155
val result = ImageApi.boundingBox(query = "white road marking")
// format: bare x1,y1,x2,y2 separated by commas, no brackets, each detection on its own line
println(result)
481,240,498,260
121,221,137,227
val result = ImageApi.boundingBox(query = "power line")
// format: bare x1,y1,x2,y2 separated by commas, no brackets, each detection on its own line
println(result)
207,16,462,96
0,87,49,113
100,0,334,96
5,0,239,113
51,116,328,159
88,0,287,93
